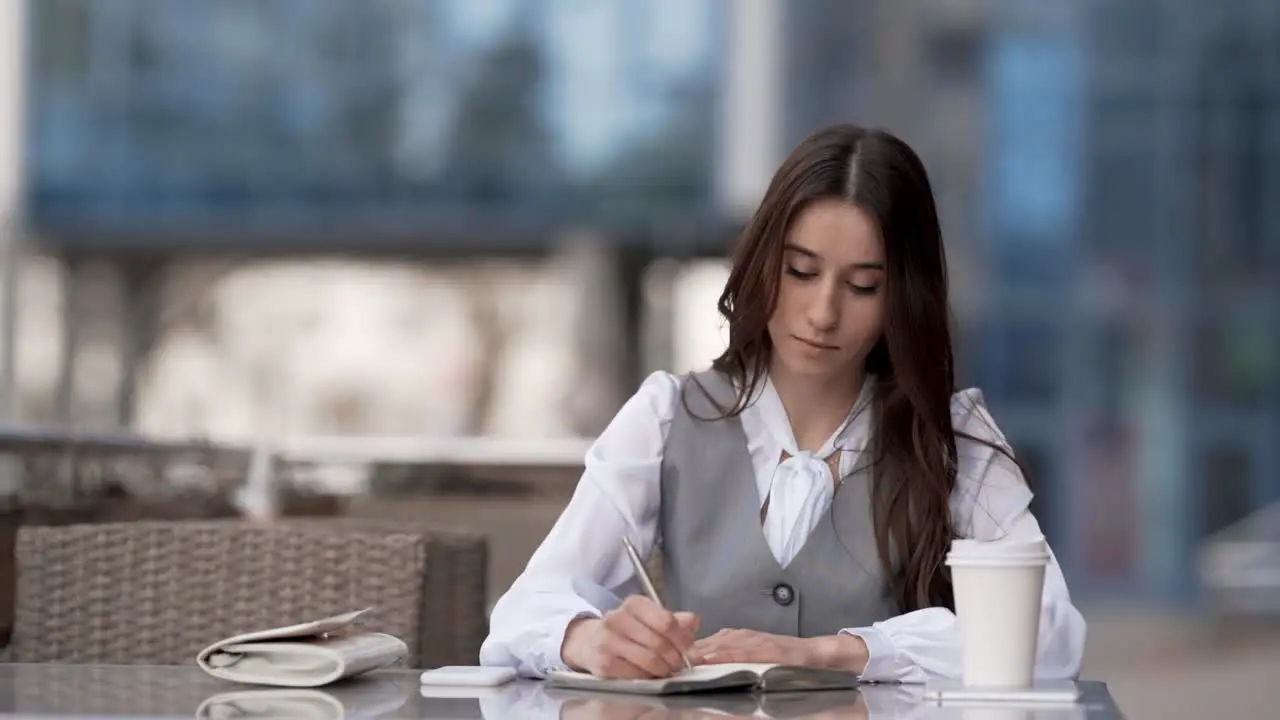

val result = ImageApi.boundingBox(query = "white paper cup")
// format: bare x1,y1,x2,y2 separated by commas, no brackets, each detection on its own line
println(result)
947,538,1049,689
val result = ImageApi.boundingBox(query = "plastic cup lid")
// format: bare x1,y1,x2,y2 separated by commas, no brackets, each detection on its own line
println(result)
949,537,1047,555
946,537,1049,566
945,553,1049,566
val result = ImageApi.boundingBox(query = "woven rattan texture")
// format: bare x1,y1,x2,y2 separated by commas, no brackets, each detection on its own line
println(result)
11,520,486,667
280,517,489,668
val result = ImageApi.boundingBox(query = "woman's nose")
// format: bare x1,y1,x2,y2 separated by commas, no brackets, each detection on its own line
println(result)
805,283,841,331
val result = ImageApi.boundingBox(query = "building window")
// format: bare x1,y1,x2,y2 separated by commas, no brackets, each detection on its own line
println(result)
928,26,983,86
976,317,1060,403
1078,423,1139,583
1197,444,1255,539
1014,441,1059,548
1193,307,1275,407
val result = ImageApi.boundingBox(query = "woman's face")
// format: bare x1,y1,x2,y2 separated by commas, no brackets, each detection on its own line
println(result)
766,198,886,382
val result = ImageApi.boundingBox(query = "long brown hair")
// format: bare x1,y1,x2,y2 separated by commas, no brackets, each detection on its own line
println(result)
704,124,1014,613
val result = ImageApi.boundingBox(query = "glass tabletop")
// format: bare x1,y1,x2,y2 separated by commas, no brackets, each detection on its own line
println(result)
0,663,1123,718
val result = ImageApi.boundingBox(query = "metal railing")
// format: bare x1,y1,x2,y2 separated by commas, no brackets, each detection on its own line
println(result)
1197,501,1280,616
0,425,593,517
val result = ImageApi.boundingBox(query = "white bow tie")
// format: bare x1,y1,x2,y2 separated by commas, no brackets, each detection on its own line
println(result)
763,448,836,566
753,374,875,567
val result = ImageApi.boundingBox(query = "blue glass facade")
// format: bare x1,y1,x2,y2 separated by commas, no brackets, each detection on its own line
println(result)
987,0,1280,598
978,8,1086,585
781,0,1279,600
25,0,725,247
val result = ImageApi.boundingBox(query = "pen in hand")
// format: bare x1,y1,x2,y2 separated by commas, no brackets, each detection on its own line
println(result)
621,535,694,671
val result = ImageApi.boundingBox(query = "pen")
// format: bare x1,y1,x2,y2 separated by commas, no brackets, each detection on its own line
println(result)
621,535,694,670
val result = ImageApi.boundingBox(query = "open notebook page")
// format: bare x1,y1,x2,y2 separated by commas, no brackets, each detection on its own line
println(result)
672,663,779,680
545,663,784,695
555,663,778,682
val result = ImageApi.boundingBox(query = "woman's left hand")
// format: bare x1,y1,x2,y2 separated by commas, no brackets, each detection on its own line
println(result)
689,628,818,666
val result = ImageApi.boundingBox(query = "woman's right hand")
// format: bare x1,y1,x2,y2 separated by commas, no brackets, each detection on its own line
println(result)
560,596,699,679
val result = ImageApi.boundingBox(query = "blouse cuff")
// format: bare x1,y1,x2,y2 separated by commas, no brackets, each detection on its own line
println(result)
533,610,602,677
839,625,896,682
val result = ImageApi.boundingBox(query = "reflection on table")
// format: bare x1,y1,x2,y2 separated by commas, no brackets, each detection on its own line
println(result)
0,663,1123,719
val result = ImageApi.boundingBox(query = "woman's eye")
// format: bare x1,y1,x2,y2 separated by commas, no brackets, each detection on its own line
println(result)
784,266,817,279
849,284,879,296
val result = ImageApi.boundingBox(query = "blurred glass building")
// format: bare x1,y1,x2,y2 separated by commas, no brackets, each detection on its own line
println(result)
784,0,1280,600
20,0,1280,603
27,0,727,250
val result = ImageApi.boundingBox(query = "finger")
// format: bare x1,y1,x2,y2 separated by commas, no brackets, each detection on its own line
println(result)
674,611,700,636
691,627,740,654
609,611,686,673
617,598,695,661
623,596,696,650
691,644,736,664
690,638,730,664
690,632,729,655
698,647,754,665
592,642,659,680
691,631,767,665
697,627,736,643
673,614,699,661
608,605,686,674
610,632,684,678
707,638,786,666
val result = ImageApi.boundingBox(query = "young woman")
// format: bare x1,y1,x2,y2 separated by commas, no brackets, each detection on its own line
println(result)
479,124,1086,684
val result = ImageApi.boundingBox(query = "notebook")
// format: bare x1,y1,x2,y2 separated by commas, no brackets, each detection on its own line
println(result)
544,662,860,695
195,608,408,688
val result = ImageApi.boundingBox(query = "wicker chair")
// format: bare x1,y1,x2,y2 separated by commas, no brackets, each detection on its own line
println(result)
0,433,344,650
10,519,488,669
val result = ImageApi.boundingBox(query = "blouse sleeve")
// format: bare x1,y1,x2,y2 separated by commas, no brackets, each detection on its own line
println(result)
478,371,683,677
838,389,1088,684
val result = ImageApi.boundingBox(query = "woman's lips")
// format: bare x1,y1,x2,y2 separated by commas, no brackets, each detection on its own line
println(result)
794,335,838,351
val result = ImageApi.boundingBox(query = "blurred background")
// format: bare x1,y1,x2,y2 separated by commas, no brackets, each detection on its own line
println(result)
0,0,1277,716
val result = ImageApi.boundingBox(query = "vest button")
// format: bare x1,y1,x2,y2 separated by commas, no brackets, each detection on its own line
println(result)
771,583,794,606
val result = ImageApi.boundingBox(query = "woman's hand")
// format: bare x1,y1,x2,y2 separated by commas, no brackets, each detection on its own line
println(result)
690,629,869,672
560,596,699,679
689,628,813,666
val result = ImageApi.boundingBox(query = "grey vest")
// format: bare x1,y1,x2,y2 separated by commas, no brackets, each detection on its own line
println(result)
657,370,897,638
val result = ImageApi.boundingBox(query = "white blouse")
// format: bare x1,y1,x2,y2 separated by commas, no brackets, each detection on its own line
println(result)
479,371,1087,684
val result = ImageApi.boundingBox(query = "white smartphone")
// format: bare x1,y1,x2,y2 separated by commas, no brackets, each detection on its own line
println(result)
419,665,517,687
